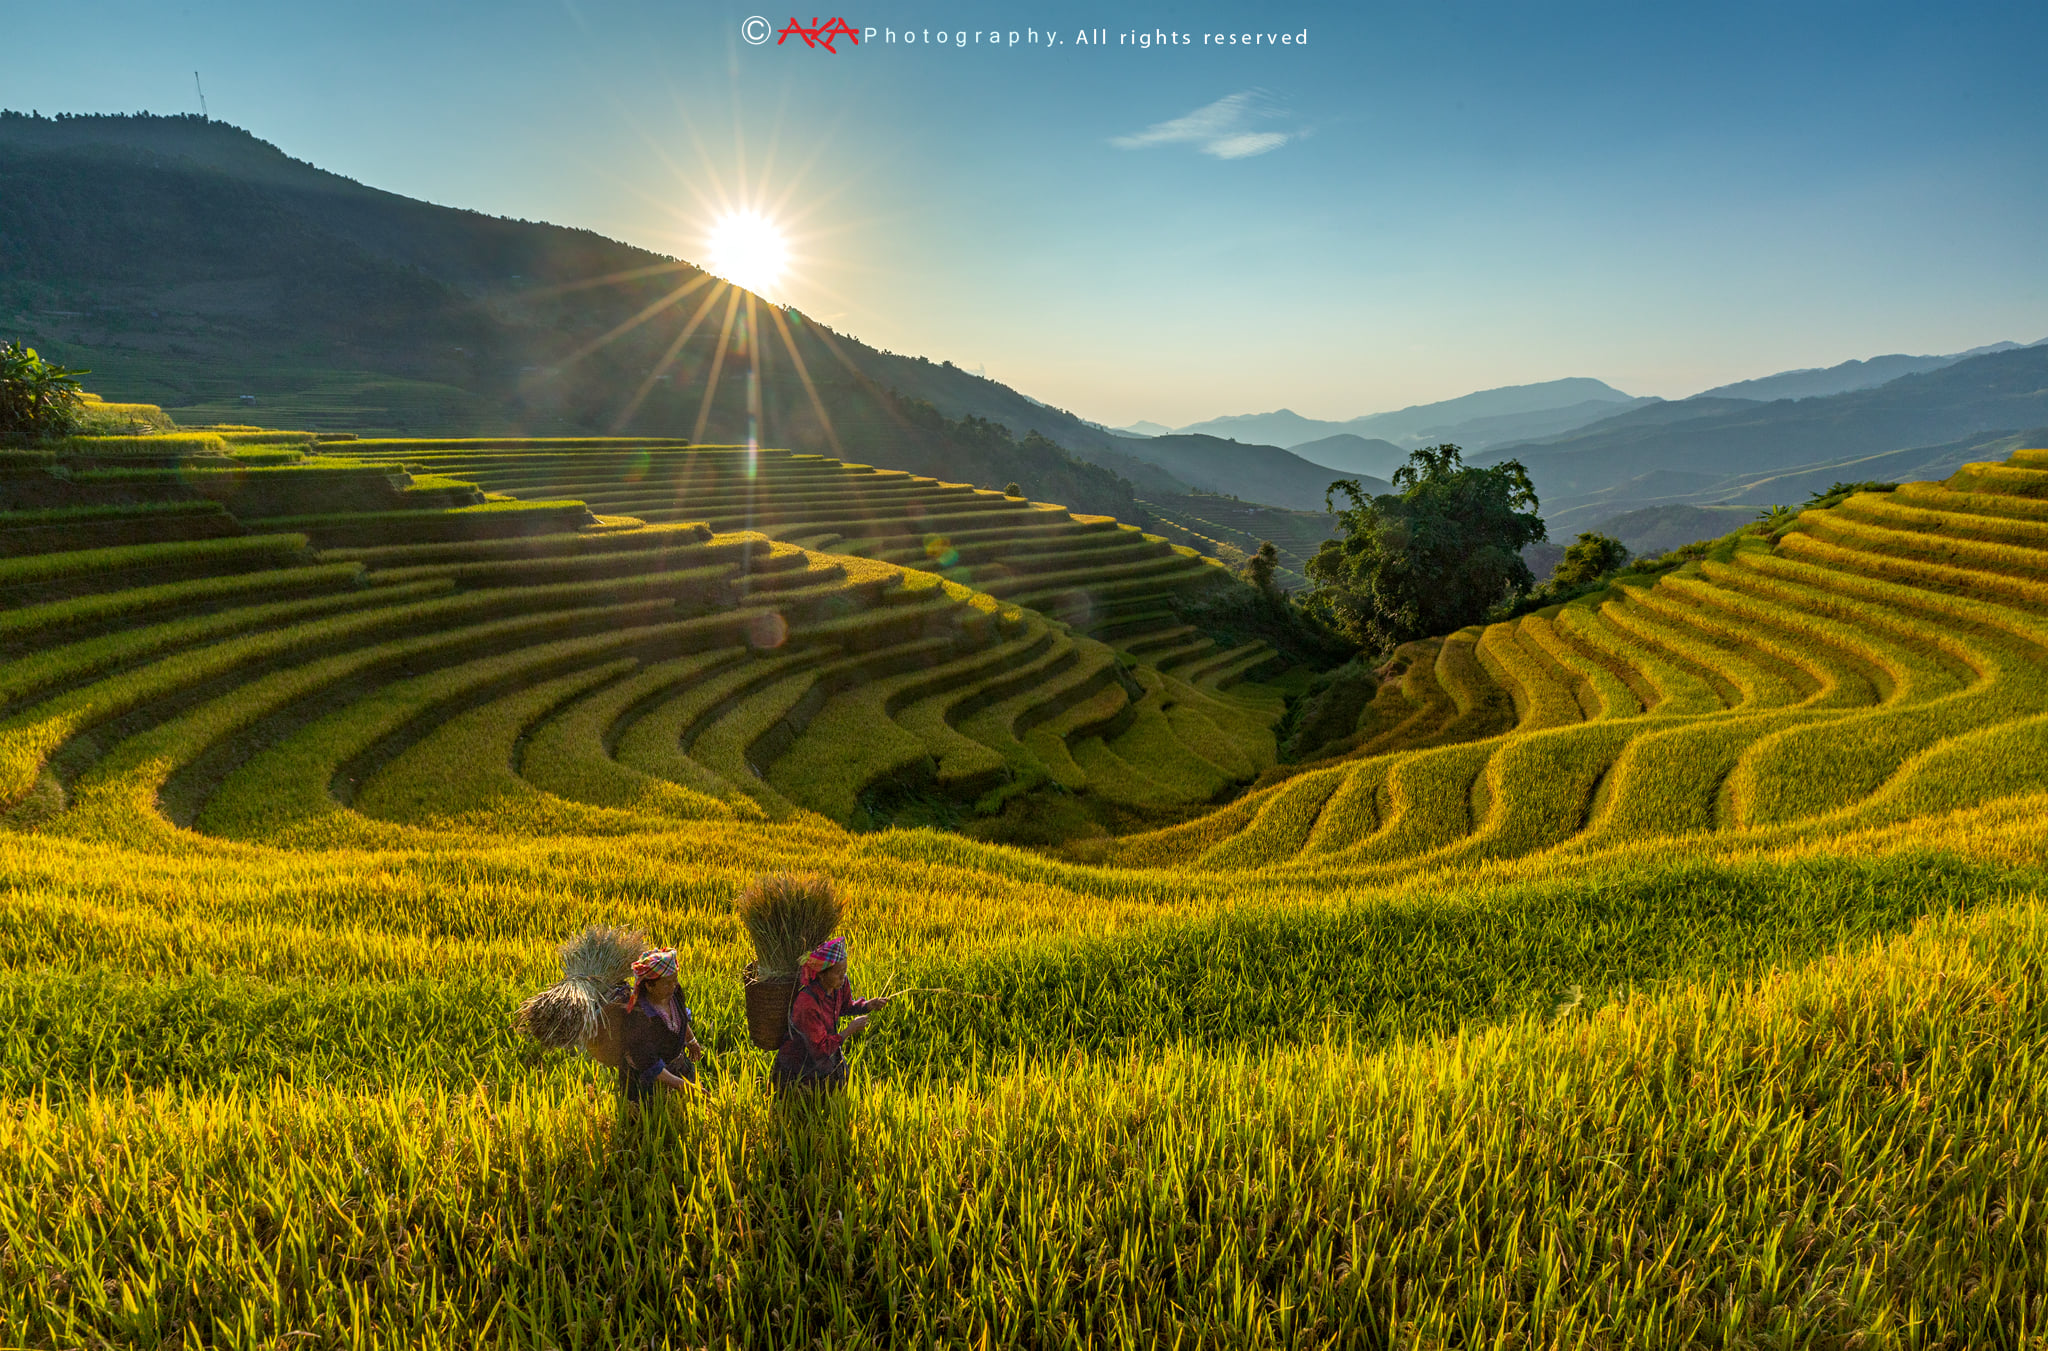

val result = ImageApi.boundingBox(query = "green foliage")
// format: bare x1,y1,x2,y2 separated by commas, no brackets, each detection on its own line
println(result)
1550,530,1630,587
1243,538,1281,597
1278,657,1379,761
1306,444,1547,652
1488,531,1641,621
0,342,89,445
1161,562,1348,671
1803,478,1899,512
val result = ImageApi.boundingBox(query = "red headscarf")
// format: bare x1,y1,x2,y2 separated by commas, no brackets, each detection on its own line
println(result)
625,947,679,1013
797,936,847,991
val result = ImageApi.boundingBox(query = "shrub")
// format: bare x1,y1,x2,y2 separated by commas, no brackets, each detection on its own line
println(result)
1550,532,1629,587
0,343,89,445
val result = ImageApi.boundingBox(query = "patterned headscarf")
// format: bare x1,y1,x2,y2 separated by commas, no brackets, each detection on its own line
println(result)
798,936,847,989
625,947,679,1012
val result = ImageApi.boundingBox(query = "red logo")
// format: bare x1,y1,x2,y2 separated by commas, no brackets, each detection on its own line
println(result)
776,16,860,51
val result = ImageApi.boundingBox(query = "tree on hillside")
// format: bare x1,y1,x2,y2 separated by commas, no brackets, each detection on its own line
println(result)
1245,540,1282,599
0,341,89,445
1304,444,1546,651
1550,532,1629,587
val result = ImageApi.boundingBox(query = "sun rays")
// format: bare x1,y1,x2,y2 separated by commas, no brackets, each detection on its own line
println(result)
528,91,900,459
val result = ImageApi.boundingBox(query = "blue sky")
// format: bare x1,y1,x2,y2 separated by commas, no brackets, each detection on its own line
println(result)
11,0,2047,426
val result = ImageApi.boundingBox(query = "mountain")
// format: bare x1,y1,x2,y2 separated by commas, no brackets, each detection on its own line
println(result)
1690,340,2044,403
1475,347,2048,529
1172,379,1649,456
1113,420,1172,437
1340,378,1642,445
0,111,1316,517
1097,433,1385,512
1172,408,1340,448
1286,433,1409,481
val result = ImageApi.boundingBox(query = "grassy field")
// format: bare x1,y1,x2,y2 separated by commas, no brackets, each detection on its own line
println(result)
3,426,2048,1347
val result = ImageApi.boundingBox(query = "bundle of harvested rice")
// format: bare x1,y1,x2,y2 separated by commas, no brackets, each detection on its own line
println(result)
736,872,842,980
737,873,843,1049
513,926,646,1051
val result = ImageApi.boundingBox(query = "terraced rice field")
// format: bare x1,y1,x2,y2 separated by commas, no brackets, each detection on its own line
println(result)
1,441,1285,841
1114,464,2048,879
1136,492,1338,591
6,431,2048,1348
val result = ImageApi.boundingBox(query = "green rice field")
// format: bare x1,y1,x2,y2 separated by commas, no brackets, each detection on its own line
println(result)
4,425,2048,1347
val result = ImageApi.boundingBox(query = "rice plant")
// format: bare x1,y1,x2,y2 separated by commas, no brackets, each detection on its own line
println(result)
0,434,2045,1345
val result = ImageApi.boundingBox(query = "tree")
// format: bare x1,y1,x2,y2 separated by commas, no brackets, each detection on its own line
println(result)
0,342,89,445
1550,532,1629,587
1245,540,1281,599
1304,444,1546,651
1004,482,1022,497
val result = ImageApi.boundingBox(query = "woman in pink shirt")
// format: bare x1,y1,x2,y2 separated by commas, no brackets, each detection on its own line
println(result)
773,936,891,1094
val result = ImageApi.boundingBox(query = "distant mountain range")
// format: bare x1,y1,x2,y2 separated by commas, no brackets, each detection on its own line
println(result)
1161,378,1649,457
1525,424,2047,572
1144,337,2048,533
1692,341,2039,403
1285,433,1410,481
1481,351,2048,532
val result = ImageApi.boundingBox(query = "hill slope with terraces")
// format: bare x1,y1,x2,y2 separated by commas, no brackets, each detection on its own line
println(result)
1109,451,2048,873
1,432,1290,842
7,413,2048,1345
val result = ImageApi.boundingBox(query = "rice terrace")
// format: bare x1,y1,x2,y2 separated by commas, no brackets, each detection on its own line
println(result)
8,13,2048,1344
5,403,2048,1345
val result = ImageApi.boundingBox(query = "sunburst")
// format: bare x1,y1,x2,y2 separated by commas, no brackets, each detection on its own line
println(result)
704,210,789,298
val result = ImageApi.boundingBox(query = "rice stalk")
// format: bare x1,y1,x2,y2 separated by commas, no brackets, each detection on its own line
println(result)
511,925,645,1050
735,872,842,979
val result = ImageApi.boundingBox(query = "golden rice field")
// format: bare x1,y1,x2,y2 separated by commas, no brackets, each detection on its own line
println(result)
5,430,2048,1348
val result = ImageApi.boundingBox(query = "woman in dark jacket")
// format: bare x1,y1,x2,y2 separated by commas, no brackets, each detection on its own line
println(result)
773,936,890,1094
614,947,703,1102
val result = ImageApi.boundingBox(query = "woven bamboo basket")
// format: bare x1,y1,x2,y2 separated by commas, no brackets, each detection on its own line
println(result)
743,961,795,1051
583,1000,629,1069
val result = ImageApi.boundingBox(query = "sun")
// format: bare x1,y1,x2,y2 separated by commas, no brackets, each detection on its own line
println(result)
704,210,789,298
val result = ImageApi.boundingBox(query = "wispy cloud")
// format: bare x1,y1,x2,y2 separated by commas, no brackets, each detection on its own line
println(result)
1110,91,1299,160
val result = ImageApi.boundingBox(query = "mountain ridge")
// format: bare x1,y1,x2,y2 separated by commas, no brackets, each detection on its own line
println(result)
1167,378,1646,454
1690,339,2045,403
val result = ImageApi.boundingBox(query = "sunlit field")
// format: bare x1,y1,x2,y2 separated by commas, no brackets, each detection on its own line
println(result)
5,425,2048,1347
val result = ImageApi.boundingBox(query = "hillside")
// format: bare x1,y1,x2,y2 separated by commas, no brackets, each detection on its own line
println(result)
4,412,2048,1343
1107,447,2048,869
1092,431,1380,512
1482,344,2048,510
1282,431,1408,480
1692,338,2041,402
1134,492,1341,591
0,112,1343,516
0,433,1293,843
